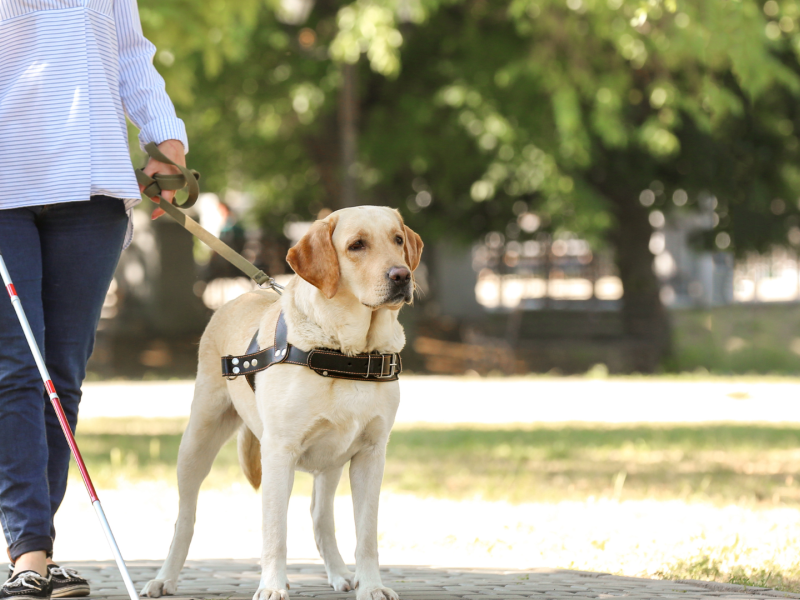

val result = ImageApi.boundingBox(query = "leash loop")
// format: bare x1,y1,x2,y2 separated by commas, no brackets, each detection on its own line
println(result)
134,143,283,295
135,142,201,208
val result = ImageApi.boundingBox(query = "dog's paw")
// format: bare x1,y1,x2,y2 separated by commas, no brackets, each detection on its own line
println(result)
356,586,399,600
141,579,177,598
252,587,290,600
328,570,355,592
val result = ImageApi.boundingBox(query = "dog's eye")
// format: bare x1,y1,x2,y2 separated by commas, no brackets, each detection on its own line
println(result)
395,236,403,245
349,240,365,251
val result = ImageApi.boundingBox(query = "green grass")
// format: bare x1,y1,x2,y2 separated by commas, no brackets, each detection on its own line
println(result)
659,554,800,593
383,424,800,504
73,418,800,506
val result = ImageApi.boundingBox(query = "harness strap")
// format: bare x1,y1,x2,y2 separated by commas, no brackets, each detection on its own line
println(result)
221,312,402,391
134,143,283,293
243,310,292,390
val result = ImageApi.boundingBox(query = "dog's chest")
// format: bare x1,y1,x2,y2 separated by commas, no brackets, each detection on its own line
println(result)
295,421,368,473
292,378,399,473
250,364,400,473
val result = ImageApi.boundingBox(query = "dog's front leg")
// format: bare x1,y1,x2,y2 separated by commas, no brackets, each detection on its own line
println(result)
349,445,398,600
255,449,295,600
312,466,354,591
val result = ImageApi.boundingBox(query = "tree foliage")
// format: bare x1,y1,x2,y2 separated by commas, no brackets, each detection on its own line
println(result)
139,0,800,252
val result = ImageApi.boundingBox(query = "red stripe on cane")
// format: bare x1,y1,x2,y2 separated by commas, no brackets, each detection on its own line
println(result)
6,284,16,298
45,380,56,395
50,395,100,502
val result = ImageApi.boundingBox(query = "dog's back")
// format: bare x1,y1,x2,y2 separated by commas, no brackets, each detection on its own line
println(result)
198,289,280,369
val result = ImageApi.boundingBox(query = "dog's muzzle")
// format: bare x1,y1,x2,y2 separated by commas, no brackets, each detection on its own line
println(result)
387,266,413,304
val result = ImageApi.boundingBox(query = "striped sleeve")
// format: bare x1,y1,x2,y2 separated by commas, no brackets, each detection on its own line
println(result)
114,0,189,153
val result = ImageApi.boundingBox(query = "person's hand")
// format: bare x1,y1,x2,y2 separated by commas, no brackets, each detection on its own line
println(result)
139,139,186,220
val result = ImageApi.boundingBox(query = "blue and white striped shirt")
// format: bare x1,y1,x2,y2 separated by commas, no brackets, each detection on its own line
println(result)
0,0,189,246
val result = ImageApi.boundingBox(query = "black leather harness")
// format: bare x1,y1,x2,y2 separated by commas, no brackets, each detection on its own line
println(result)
220,311,402,391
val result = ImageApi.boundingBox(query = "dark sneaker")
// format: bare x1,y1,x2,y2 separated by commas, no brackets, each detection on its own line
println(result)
4,566,87,600
0,570,52,600
45,567,88,599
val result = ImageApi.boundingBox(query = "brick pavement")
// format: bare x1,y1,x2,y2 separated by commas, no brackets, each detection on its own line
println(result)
52,560,800,600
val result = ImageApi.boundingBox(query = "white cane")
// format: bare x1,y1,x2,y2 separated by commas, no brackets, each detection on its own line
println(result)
0,248,139,600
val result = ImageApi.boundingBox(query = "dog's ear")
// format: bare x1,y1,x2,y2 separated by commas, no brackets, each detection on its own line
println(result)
287,218,339,299
403,225,424,272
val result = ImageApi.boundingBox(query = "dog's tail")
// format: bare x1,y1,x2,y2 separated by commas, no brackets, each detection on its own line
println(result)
237,424,262,490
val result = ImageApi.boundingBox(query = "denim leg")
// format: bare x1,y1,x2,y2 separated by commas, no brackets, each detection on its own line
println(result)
0,207,53,561
38,196,127,546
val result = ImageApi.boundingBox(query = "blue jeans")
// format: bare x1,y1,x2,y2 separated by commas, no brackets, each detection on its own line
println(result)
0,197,127,561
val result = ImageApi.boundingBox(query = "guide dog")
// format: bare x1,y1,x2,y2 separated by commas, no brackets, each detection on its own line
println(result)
142,206,423,600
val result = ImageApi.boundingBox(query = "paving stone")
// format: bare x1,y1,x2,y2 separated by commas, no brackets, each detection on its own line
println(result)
36,560,800,600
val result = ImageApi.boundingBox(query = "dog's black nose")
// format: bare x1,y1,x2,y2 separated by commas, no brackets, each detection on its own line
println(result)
388,266,411,286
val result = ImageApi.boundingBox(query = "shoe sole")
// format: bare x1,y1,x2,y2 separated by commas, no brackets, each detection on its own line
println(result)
52,585,90,598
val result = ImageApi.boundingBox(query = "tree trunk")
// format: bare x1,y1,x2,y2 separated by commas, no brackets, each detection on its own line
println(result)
608,190,672,372
150,219,208,335
339,61,359,208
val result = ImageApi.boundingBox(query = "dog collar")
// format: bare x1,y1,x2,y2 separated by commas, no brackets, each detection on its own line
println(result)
220,311,402,391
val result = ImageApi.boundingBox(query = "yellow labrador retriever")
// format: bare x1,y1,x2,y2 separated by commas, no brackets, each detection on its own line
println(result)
142,206,423,600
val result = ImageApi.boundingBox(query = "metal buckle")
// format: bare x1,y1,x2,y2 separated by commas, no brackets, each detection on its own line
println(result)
363,353,397,379
257,277,284,295
363,355,373,378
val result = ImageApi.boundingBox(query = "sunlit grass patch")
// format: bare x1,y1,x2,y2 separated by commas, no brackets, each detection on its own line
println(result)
73,419,800,507
74,417,255,491
659,553,800,593
383,423,800,504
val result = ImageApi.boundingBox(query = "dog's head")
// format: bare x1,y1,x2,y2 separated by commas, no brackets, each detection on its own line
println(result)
286,206,423,308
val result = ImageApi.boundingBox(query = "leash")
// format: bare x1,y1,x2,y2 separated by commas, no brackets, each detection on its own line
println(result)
134,142,284,295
